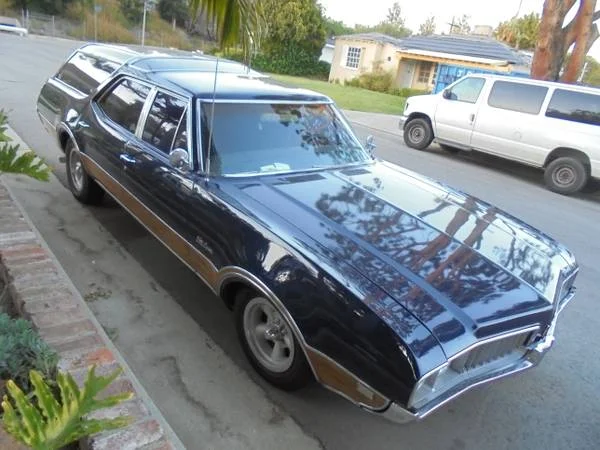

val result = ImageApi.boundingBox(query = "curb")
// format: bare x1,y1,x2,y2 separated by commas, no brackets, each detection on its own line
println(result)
0,174,185,450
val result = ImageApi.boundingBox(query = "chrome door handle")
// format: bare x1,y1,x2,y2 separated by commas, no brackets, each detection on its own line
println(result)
119,153,137,165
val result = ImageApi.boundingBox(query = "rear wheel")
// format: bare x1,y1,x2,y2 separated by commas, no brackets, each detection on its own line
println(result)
403,118,433,150
234,288,312,391
65,141,105,205
544,157,589,195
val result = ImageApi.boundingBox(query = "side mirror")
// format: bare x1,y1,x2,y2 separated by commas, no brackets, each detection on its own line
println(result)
442,89,452,100
169,148,190,171
365,135,376,155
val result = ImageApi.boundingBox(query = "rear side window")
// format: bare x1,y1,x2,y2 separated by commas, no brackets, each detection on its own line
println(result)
488,81,548,114
546,89,600,126
97,78,151,134
56,52,119,94
141,92,188,154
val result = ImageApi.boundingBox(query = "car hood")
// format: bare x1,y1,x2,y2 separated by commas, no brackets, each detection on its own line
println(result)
219,162,577,357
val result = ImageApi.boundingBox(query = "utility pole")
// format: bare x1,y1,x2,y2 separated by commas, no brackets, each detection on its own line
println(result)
141,0,147,46
447,16,456,34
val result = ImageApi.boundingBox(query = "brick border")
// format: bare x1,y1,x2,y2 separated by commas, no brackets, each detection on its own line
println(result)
0,178,183,450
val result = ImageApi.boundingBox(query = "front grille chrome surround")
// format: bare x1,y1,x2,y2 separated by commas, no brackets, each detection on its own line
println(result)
449,328,535,373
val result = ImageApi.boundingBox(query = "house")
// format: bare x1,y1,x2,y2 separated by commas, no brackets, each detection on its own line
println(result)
319,38,335,64
329,32,529,92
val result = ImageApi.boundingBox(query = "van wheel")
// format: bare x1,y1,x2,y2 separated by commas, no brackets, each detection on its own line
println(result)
439,144,461,154
403,118,433,150
66,141,105,205
544,157,589,195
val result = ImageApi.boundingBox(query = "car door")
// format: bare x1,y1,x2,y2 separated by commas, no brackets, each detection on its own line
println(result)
470,80,549,165
434,76,486,147
79,77,152,182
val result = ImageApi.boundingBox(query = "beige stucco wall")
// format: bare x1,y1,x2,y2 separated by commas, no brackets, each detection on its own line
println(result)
328,38,400,83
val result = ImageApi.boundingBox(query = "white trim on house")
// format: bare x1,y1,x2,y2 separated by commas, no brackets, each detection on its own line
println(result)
398,49,509,66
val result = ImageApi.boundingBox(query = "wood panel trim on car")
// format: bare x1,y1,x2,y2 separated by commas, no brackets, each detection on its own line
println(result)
78,151,219,290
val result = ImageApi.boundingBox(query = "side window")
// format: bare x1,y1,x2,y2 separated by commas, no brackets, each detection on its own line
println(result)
96,78,151,134
488,81,548,114
446,77,485,103
56,52,119,94
141,92,187,154
546,89,600,126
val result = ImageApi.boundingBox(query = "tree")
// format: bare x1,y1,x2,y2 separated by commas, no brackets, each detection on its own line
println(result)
531,0,600,82
324,16,352,37
418,15,436,35
354,2,411,38
495,13,540,50
450,14,471,34
119,0,144,24
257,0,326,74
386,2,404,25
157,0,189,28
189,0,259,47
582,56,600,84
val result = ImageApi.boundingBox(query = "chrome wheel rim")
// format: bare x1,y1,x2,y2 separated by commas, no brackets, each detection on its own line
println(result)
553,165,576,187
409,125,425,144
69,150,85,192
243,297,294,373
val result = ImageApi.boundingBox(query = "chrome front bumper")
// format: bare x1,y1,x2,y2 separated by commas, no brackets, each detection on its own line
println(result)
378,288,575,424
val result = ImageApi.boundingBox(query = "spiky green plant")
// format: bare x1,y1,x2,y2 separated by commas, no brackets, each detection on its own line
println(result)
2,366,134,450
0,110,51,182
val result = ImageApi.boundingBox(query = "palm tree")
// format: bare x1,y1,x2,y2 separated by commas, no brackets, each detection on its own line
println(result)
189,0,264,49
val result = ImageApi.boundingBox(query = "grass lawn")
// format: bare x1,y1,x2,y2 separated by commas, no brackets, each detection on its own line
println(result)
270,74,406,115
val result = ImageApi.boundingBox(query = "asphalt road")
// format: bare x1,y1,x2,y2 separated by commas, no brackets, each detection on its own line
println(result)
2,34,600,450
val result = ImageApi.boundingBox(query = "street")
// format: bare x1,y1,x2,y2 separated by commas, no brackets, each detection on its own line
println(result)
1,33,600,450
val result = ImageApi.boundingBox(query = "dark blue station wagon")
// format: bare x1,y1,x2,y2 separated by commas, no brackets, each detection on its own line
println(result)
37,44,579,423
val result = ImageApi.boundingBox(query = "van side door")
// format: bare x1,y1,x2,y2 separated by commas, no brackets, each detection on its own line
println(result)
470,80,549,165
434,76,486,148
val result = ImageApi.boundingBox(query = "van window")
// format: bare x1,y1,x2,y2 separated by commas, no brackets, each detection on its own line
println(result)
142,92,187,154
56,52,119,94
488,81,548,115
446,77,485,103
97,78,151,134
546,89,600,126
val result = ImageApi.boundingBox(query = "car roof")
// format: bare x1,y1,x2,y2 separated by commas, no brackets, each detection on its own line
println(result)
469,73,600,95
77,43,331,103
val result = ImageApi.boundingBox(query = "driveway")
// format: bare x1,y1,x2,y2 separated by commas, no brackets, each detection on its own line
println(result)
1,34,600,450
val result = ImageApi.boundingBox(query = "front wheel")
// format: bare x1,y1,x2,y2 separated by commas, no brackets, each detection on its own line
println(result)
544,157,589,195
65,141,105,205
234,289,313,391
403,118,434,150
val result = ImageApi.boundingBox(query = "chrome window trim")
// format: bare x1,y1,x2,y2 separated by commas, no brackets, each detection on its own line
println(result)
200,98,333,105
407,325,540,409
136,86,158,138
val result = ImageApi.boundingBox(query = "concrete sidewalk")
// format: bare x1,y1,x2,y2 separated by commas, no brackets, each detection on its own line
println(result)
343,110,403,137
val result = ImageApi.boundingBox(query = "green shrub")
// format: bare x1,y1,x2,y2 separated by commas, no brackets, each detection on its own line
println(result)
2,366,133,450
0,313,58,394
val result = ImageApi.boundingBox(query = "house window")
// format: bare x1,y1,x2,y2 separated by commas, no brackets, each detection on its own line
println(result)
345,47,361,69
417,62,433,84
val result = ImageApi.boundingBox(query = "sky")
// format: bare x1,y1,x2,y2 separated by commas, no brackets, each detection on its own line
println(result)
319,0,600,60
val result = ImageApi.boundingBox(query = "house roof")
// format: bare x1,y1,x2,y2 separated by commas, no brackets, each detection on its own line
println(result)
338,32,525,65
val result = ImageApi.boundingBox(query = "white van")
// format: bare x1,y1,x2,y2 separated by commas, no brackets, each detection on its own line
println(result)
400,74,600,195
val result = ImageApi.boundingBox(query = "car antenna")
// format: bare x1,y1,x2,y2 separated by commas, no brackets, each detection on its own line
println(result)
205,57,219,181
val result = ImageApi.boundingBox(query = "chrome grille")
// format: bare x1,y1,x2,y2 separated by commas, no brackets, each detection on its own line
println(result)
449,329,533,373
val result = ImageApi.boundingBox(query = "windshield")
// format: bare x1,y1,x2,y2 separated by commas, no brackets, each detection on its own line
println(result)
200,102,370,176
